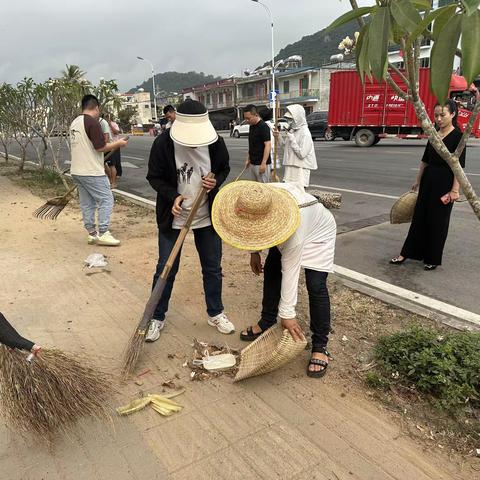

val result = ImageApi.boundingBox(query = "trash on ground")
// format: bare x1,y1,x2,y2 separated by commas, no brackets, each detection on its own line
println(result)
188,338,239,381
116,390,185,417
84,253,108,269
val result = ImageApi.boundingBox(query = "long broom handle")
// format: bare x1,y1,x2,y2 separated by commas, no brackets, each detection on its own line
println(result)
140,172,216,326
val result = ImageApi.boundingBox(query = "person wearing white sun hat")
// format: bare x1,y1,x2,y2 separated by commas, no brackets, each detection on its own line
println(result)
212,180,337,378
145,99,234,342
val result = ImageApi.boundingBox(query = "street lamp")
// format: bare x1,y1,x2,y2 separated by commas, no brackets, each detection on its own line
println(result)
251,0,276,126
137,56,157,121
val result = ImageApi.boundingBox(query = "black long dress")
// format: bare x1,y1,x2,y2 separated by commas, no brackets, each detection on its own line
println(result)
400,129,466,266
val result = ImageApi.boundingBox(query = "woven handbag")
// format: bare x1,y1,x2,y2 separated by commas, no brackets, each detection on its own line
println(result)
390,191,418,224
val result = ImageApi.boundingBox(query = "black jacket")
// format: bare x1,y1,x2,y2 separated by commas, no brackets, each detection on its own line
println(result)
146,130,230,231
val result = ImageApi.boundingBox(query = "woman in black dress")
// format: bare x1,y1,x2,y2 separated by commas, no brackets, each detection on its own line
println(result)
390,99,466,271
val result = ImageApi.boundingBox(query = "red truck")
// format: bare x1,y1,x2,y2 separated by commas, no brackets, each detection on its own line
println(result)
328,68,480,146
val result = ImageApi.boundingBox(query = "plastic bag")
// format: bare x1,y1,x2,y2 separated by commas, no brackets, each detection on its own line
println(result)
84,253,108,269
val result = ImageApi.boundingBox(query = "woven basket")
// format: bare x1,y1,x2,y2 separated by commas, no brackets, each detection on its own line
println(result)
234,323,307,382
390,191,417,224
306,190,342,210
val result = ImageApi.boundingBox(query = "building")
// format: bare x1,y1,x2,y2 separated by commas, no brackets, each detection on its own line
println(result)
183,78,237,130
119,90,153,125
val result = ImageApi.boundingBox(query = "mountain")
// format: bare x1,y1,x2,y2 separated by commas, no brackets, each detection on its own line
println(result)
128,71,221,96
128,20,361,95
266,20,360,69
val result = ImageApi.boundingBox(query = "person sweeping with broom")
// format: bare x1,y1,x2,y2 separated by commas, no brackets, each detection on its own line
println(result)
212,181,336,378
145,99,235,342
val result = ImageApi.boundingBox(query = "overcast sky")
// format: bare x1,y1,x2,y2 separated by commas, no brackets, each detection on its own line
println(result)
0,0,371,92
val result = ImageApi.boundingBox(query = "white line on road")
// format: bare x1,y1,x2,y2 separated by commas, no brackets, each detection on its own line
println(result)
123,155,145,161
309,184,399,200
121,162,139,169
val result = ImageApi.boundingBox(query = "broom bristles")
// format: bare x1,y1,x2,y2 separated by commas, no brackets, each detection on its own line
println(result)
0,346,113,440
121,328,146,380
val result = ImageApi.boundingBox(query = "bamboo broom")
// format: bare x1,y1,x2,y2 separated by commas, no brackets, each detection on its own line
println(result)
0,312,113,439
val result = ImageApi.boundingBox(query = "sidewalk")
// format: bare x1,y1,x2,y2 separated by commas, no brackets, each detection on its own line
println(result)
0,175,476,480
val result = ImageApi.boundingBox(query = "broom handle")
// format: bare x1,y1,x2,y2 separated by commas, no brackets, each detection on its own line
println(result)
140,173,215,325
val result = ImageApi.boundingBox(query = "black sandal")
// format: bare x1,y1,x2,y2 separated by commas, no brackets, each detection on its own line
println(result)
307,351,329,378
240,325,265,342
389,256,406,265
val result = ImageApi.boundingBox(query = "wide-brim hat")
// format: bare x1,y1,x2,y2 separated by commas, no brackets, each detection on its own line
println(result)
170,111,218,147
212,181,301,251
390,191,418,224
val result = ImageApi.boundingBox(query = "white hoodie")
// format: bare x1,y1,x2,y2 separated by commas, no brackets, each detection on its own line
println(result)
282,104,317,186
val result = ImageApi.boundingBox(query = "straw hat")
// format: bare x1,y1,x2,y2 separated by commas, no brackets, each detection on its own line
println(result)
212,181,301,251
234,323,307,382
390,191,418,224
170,100,218,147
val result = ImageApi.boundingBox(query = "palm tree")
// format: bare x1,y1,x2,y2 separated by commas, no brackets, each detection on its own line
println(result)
61,65,86,83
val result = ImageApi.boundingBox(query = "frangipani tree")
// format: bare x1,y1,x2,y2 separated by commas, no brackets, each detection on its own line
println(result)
330,0,480,219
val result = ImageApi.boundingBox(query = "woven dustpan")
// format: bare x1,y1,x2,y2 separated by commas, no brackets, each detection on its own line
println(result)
390,191,417,224
234,323,307,382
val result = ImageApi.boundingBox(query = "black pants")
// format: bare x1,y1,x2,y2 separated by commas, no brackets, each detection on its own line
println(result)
257,247,331,353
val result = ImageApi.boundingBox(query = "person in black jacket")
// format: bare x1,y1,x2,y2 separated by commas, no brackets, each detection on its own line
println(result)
145,100,234,342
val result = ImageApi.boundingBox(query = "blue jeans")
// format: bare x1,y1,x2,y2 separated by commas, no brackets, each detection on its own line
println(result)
71,175,114,234
258,247,331,352
152,225,224,321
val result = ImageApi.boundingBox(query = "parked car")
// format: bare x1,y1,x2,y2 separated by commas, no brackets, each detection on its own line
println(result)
232,118,288,138
306,111,333,140
232,120,249,138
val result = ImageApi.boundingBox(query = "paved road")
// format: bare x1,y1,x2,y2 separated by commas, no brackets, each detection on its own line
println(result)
4,134,480,314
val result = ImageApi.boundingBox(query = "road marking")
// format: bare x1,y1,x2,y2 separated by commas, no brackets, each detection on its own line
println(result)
309,184,399,200
409,167,480,176
121,162,139,169
123,155,145,161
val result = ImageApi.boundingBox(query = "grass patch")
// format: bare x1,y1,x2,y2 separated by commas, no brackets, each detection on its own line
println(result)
0,162,70,198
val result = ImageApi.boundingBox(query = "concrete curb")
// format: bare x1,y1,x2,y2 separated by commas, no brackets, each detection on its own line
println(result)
333,265,480,331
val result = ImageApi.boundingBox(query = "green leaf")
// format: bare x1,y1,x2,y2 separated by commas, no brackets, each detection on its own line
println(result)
411,0,432,10
368,7,391,80
391,0,422,33
356,24,370,82
430,14,463,102
461,0,480,16
433,4,458,40
407,5,455,43
461,10,480,84
326,6,374,32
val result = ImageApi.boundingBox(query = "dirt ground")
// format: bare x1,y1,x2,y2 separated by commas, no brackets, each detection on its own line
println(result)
0,169,479,480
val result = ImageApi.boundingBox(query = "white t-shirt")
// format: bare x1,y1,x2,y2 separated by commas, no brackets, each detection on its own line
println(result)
172,144,212,229
271,182,337,319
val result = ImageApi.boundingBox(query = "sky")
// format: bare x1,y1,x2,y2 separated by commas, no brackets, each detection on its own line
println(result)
0,0,372,92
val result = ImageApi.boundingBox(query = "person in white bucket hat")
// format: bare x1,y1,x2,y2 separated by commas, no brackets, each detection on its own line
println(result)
145,100,235,341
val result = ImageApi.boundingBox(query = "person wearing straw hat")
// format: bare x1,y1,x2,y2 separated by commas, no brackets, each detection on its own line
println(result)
145,99,235,342
212,181,337,377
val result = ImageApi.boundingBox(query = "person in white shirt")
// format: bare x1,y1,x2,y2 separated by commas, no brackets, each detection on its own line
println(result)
212,181,336,377
273,104,317,188
70,95,128,246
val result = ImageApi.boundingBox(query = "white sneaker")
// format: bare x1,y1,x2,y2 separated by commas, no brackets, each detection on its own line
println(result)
208,312,235,334
97,231,121,246
145,319,165,342
87,233,98,245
